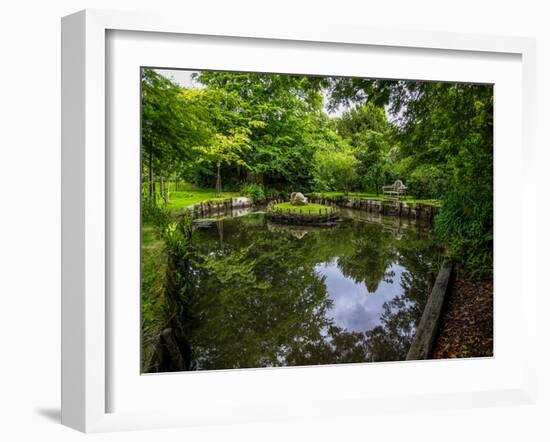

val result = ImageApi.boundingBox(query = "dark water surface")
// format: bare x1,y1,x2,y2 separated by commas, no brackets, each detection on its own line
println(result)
154,208,441,371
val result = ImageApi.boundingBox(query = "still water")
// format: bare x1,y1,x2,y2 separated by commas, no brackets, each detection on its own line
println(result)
151,208,441,372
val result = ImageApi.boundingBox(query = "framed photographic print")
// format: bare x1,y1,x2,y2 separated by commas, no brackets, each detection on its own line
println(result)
61,9,537,432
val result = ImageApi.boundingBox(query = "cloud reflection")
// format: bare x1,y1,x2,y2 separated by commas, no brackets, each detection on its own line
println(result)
316,259,405,332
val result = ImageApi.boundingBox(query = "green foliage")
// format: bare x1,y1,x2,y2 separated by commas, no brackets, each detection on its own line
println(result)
142,69,494,277
163,214,192,258
264,187,288,200
336,103,393,194
435,186,493,276
141,70,215,193
142,200,171,230
142,212,194,372
196,127,252,168
313,147,358,193
407,164,447,199
141,69,258,199
392,82,493,270
140,222,167,371
337,101,390,137
148,212,195,372
328,79,493,271
239,183,266,203
195,71,328,190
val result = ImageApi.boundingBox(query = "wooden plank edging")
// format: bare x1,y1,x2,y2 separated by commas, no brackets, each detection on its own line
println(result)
406,258,454,360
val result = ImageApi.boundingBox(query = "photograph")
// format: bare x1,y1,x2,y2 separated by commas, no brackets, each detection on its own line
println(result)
140,68,494,373
1,0,546,438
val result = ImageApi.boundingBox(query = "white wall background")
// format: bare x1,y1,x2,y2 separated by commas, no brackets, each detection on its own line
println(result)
0,0,548,440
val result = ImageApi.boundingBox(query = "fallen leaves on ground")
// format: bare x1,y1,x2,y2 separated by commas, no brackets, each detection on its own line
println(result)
431,275,493,359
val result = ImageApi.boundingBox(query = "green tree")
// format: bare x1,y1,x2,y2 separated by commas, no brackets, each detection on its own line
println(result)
194,72,328,190
327,78,493,273
196,126,254,196
141,69,215,202
313,147,358,193
336,103,394,194
391,82,493,272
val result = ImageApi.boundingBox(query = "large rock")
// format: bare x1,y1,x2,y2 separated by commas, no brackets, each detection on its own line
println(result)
231,196,252,207
290,192,308,206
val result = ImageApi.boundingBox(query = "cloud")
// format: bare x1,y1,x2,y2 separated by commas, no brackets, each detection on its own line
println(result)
316,260,403,332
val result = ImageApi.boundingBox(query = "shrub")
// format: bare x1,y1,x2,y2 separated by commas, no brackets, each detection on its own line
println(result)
263,187,289,200
313,149,357,193
435,185,492,277
407,165,447,199
240,183,266,203
163,212,192,259
142,201,171,230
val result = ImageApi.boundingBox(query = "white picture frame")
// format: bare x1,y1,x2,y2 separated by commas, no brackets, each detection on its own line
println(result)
61,9,537,433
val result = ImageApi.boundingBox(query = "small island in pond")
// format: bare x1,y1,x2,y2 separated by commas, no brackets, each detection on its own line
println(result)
267,193,340,226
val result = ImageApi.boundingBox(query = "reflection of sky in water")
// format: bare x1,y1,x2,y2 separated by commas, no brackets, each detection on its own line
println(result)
316,259,405,332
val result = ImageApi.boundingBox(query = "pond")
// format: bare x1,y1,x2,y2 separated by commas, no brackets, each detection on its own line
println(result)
148,208,442,372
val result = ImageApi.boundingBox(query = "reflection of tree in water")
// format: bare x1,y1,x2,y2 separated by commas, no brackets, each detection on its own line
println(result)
336,223,397,292
364,296,420,361
147,212,441,371
172,216,335,370
365,228,443,361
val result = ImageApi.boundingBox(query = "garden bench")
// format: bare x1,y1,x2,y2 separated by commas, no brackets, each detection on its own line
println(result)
382,180,407,201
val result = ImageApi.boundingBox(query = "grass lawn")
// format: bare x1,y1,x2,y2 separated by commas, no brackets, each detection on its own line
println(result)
142,223,162,247
143,181,241,212
271,201,335,215
167,190,241,211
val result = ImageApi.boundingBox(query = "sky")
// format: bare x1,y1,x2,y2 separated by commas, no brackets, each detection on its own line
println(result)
316,260,404,333
155,69,202,89
153,68,349,117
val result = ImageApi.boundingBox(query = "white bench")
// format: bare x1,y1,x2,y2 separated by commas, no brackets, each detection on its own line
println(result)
382,180,407,201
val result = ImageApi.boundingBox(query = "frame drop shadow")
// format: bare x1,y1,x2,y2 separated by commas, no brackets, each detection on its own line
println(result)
35,408,61,423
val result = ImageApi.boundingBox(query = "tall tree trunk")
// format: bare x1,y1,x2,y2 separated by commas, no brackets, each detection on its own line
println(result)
216,164,221,197
148,147,153,200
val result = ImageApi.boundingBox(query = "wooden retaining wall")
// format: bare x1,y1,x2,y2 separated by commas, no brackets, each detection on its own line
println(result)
266,210,340,226
307,195,437,223
191,197,252,218
406,258,454,360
